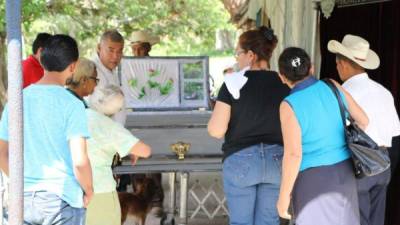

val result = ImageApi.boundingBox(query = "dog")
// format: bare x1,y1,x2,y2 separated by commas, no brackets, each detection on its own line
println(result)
118,177,164,225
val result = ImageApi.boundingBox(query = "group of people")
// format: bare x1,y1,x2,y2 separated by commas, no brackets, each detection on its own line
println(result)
0,24,399,225
0,29,161,225
208,27,400,225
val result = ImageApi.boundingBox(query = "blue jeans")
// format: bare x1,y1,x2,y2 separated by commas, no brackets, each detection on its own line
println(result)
3,191,86,225
223,144,283,225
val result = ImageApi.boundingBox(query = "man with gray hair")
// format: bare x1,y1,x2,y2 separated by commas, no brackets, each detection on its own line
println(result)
328,34,400,225
93,29,126,125
94,31,165,213
92,29,133,194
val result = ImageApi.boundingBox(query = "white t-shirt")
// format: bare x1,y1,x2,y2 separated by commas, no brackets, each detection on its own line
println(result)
343,73,400,147
91,54,127,125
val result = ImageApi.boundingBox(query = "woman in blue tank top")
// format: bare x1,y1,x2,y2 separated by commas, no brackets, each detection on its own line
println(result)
276,47,368,225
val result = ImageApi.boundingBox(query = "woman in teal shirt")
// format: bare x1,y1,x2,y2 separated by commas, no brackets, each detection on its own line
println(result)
276,47,368,225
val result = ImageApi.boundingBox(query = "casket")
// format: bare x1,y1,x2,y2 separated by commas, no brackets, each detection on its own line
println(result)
113,56,226,225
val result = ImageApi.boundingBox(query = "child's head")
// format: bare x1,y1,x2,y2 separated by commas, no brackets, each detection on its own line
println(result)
32,33,52,55
40,34,79,72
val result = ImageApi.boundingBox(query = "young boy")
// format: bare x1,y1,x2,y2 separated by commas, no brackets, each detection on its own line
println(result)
0,34,93,224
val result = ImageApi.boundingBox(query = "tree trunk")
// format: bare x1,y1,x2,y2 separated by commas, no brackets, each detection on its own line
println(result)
215,29,235,51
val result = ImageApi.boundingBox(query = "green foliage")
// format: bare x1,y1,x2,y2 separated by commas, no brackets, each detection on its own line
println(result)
0,1,5,35
0,1,46,36
184,82,204,99
159,79,174,95
128,68,176,99
128,78,138,88
138,86,146,99
183,62,203,79
0,0,235,57
147,80,160,89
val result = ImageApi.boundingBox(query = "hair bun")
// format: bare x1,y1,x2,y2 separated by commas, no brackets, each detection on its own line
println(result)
259,26,275,41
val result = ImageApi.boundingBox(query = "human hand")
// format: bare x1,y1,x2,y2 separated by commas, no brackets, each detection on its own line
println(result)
130,154,139,165
277,194,292,220
83,190,94,208
223,67,234,75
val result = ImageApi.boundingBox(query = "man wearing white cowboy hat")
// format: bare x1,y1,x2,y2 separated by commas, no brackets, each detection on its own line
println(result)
127,30,166,217
328,34,400,225
129,31,160,57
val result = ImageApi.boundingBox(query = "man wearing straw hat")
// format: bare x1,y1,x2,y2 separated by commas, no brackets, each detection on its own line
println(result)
328,34,400,225
129,31,160,57
125,30,165,216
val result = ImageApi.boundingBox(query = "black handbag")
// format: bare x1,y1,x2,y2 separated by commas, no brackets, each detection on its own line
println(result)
323,79,390,178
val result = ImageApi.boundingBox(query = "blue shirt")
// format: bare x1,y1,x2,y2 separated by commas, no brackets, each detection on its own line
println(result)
0,85,90,208
285,77,350,171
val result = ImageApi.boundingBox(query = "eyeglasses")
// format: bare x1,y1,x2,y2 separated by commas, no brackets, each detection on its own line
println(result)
89,77,99,84
234,49,246,58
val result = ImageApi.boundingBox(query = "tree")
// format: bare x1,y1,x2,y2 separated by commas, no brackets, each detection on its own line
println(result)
0,0,235,108
0,0,50,110
26,0,235,56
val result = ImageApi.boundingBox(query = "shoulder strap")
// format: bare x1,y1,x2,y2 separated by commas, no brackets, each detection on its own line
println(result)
118,64,122,86
322,78,348,127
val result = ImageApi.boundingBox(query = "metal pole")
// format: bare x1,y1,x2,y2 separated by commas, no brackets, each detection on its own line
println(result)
178,172,189,225
5,1,24,225
166,172,176,224
0,173,4,225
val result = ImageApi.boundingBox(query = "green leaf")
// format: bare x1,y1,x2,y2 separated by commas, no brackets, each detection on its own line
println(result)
159,79,174,95
147,80,160,89
128,78,138,88
138,86,146,99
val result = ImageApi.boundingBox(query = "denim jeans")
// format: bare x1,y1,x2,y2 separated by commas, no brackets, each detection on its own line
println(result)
223,144,283,225
2,191,86,225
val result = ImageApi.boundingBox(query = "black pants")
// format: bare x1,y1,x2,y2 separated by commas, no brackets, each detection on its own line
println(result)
384,135,400,225
358,168,391,225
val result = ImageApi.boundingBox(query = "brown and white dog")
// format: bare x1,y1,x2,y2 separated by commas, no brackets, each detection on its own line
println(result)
118,177,164,225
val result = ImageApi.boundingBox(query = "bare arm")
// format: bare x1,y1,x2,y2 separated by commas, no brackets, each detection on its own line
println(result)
331,79,369,130
207,101,231,139
277,101,302,219
0,140,9,176
69,137,93,206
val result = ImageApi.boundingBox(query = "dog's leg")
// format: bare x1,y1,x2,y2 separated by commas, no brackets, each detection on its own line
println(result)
123,215,141,225
141,214,146,225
